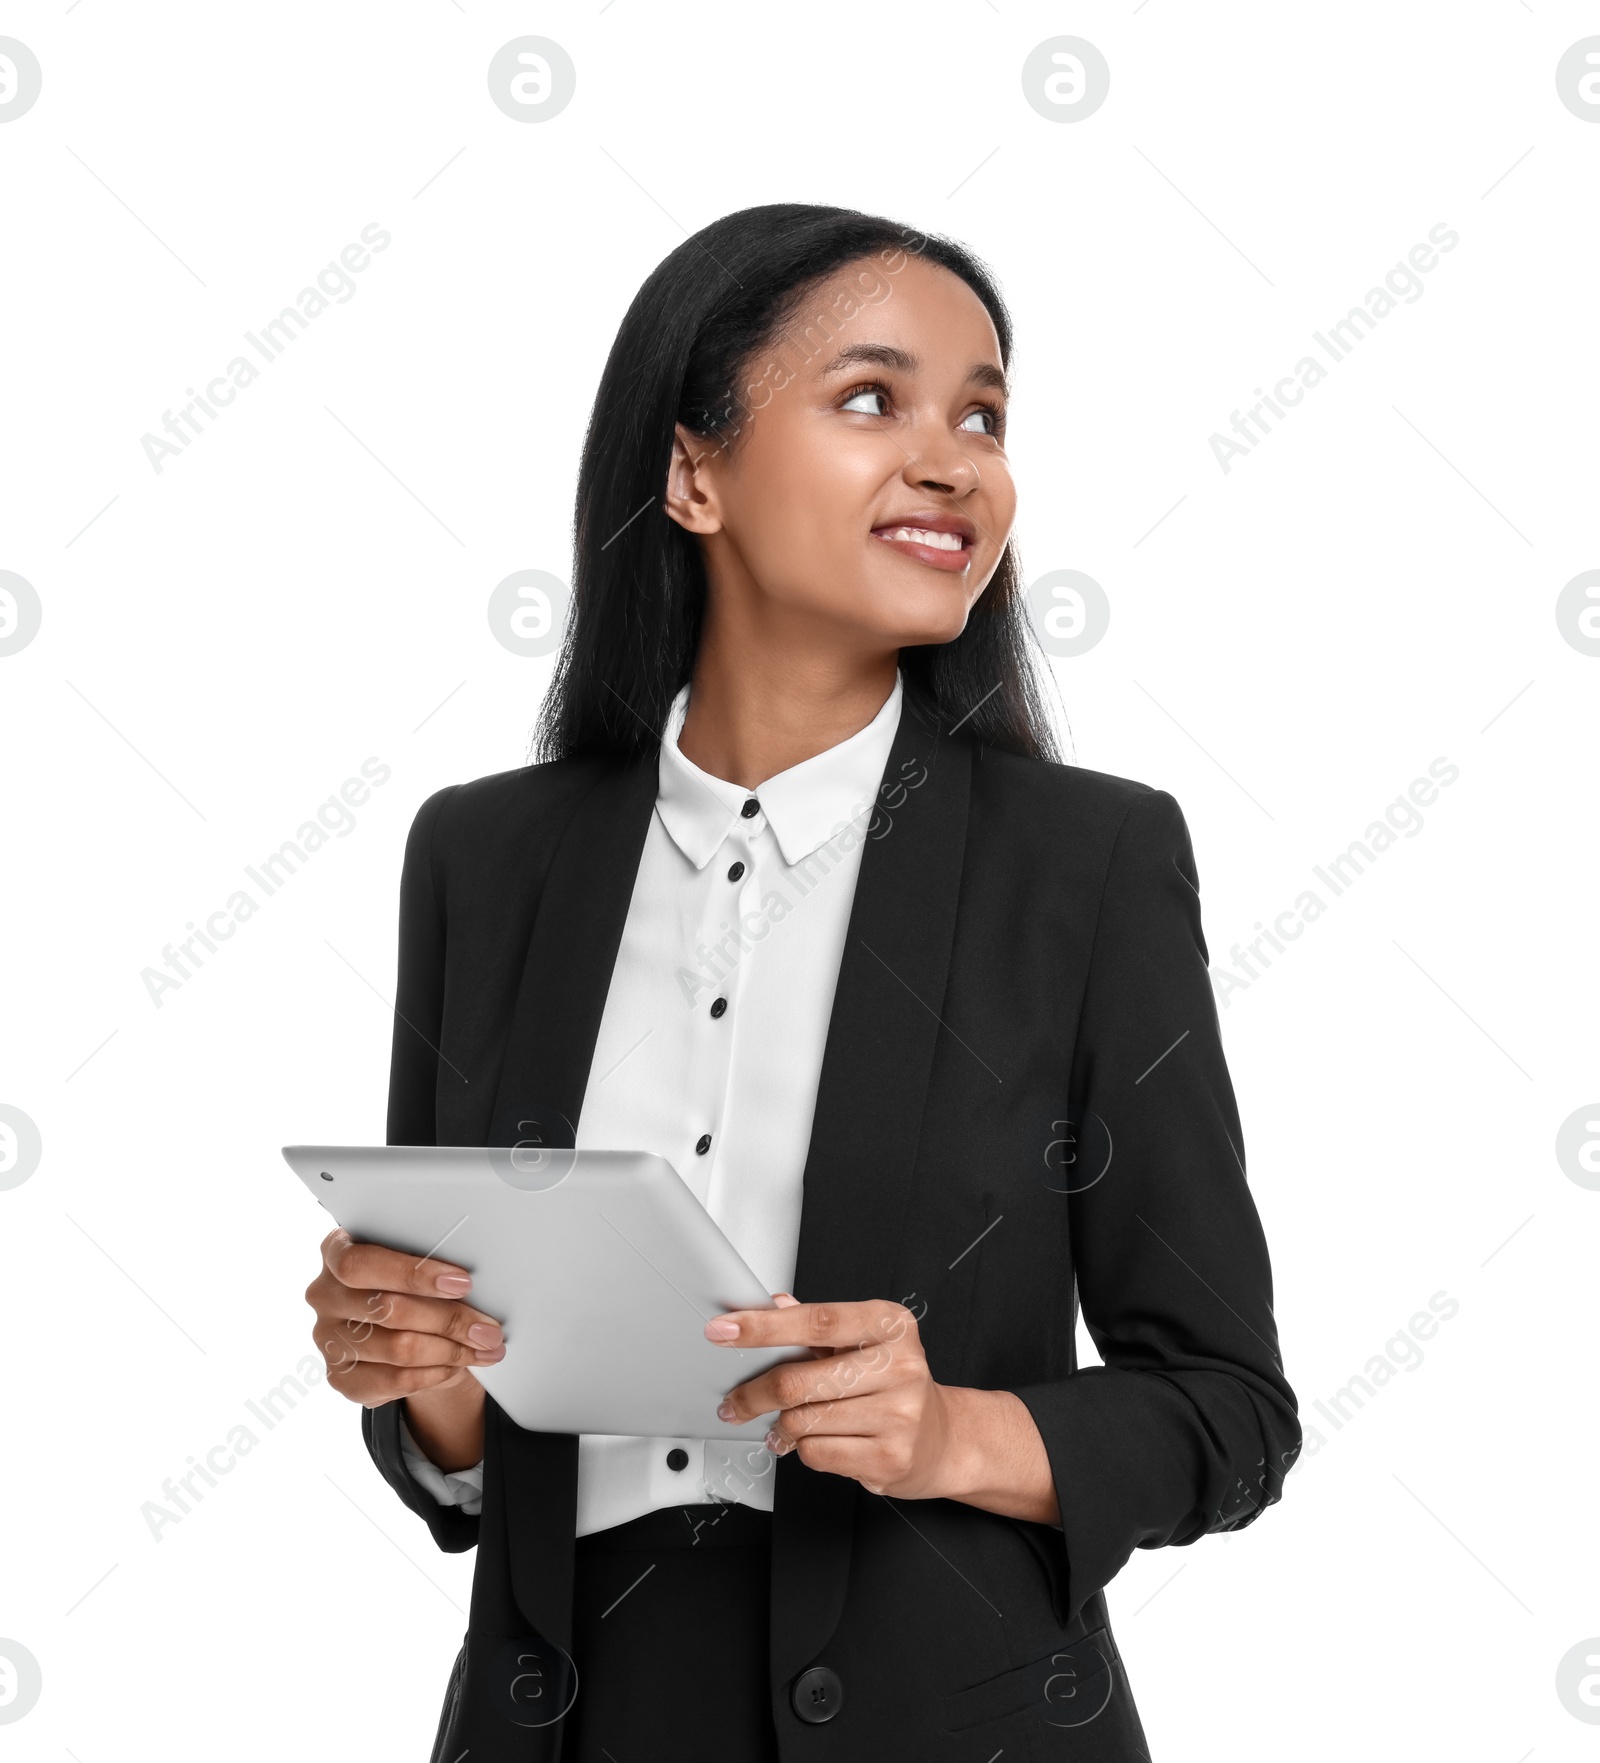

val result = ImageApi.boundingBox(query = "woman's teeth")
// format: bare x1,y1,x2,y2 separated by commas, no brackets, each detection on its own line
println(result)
879,527,964,551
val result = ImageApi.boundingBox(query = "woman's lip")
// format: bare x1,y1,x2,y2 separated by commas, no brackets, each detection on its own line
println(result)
870,529,972,573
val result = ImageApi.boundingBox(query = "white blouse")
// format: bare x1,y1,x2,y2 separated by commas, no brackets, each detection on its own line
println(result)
399,670,903,1535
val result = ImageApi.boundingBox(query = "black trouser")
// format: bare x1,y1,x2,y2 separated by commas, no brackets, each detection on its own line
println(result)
561,1500,778,1761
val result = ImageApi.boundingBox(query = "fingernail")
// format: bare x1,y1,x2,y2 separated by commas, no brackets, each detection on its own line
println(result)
716,1399,736,1422
467,1323,502,1347
436,1274,471,1296
474,1346,506,1364
704,1316,740,1340
764,1428,787,1455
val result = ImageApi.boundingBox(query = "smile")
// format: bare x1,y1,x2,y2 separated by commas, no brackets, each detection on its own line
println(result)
879,527,964,551
870,526,973,573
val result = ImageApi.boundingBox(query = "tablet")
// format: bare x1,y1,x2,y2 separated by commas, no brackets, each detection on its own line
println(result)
284,1144,812,1440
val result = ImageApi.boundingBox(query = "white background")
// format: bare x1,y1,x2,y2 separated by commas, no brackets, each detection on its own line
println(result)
2,3,1596,1757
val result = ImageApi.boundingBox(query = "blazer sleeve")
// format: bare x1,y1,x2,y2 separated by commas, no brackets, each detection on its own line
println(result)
1006,786,1301,1628
359,784,481,1554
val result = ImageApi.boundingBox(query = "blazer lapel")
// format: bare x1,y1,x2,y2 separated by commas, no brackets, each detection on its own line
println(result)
486,751,660,1153
770,694,974,1688
486,747,658,1659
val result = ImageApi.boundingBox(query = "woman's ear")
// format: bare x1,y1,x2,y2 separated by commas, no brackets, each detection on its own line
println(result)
662,422,724,536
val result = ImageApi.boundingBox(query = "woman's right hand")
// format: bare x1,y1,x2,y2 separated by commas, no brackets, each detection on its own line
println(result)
306,1227,502,1469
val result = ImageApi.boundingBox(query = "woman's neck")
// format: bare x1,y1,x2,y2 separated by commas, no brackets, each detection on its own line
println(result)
676,628,898,790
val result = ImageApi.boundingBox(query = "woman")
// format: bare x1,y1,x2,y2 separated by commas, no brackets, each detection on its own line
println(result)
306,202,1300,1760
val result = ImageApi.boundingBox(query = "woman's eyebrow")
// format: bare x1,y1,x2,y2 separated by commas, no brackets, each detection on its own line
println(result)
820,341,1008,395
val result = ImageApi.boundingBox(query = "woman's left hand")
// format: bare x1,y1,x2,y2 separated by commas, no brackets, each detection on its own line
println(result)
707,1293,971,1501
709,1293,1062,1525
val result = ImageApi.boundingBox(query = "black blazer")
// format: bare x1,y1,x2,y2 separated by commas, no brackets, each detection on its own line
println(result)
361,690,1300,1760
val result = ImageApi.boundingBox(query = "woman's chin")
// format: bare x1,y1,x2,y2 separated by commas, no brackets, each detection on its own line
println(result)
893,606,974,648
841,585,973,650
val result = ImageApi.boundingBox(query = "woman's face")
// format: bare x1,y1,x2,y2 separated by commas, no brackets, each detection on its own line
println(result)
667,254,1016,652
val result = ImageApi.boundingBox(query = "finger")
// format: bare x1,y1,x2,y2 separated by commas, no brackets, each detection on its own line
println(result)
705,1298,915,1353
312,1319,503,1376
311,1275,503,1350
761,1292,840,1358
779,1431,892,1489
325,1358,469,1408
717,1345,893,1427
765,1388,907,1456
763,1384,920,1480
321,1227,474,1299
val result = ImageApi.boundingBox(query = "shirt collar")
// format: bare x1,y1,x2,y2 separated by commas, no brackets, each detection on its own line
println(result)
656,670,903,870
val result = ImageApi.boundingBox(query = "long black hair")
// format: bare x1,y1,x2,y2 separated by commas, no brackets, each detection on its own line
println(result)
533,202,1061,765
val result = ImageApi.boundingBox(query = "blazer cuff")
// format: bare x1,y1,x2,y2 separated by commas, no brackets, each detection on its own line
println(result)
397,1412,485,1515
1006,1364,1288,1630
361,1400,481,1554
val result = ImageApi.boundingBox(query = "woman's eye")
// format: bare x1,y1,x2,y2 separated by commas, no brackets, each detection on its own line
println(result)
960,408,1001,435
841,388,888,416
